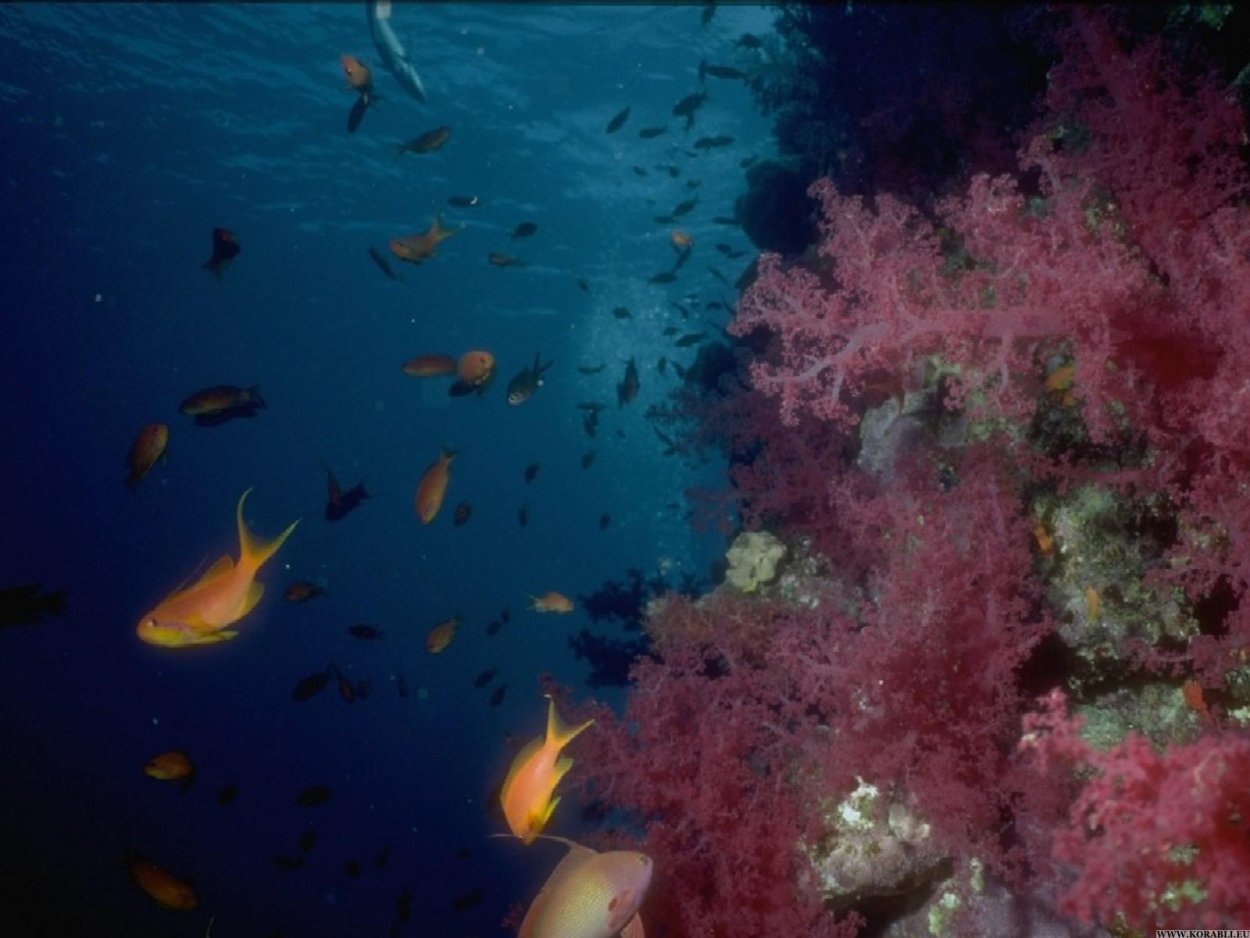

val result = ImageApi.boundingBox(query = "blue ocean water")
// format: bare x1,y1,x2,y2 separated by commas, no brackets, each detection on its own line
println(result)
0,3,772,935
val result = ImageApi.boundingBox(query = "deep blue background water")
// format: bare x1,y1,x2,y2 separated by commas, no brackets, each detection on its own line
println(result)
0,3,773,934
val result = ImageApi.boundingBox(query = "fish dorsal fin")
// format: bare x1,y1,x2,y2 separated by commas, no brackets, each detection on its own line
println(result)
196,555,235,584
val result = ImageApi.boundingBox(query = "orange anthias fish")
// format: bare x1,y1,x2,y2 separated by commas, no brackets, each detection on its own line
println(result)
500,696,594,844
144,750,194,786
529,591,575,614
450,350,496,397
517,838,652,938
426,614,461,653
126,423,169,489
402,354,457,378
341,53,373,95
390,214,458,265
129,858,198,911
203,227,240,279
135,489,299,647
415,448,456,524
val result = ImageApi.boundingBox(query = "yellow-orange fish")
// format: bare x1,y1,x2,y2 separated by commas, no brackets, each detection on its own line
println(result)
450,350,496,397
402,354,457,378
415,448,455,524
126,423,169,489
135,489,299,647
500,696,593,844
518,838,651,938
340,54,373,95
529,591,574,614
426,614,461,653
129,859,198,911
390,214,458,265
144,750,194,783
283,580,325,603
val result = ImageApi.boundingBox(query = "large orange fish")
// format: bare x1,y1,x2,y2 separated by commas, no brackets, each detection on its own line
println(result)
135,489,298,647
500,696,593,845
414,448,455,524
129,858,198,911
517,838,651,938
126,423,169,489
390,214,458,265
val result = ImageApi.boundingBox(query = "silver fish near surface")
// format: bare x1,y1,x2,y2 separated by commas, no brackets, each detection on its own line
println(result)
366,0,427,103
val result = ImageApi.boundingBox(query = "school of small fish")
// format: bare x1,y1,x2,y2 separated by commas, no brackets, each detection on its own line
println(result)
102,1,771,931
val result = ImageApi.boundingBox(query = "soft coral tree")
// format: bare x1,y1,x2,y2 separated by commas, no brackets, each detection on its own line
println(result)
580,7,1250,936
576,448,1050,935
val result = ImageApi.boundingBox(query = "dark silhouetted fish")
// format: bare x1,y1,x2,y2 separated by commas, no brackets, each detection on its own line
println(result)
0,584,66,628
291,668,331,702
473,668,497,689
296,784,334,807
489,683,508,707
324,464,369,521
368,245,404,281
203,227,240,279
605,106,630,134
453,888,484,911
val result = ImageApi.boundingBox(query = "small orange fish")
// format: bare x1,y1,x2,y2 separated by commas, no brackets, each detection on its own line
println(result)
129,858,198,911
284,580,325,603
390,214,458,265
402,354,457,378
144,750,194,784
415,448,456,524
426,614,461,653
179,385,265,425
398,125,451,155
202,227,240,279
501,697,593,844
671,230,693,250
450,350,496,397
126,423,169,489
517,837,652,938
340,54,373,95
529,591,574,614
135,489,299,647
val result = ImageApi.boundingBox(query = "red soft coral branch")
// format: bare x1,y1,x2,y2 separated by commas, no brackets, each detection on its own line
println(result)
1022,691,1250,929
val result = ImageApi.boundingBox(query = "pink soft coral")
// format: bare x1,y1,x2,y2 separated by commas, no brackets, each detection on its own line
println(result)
1022,691,1250,929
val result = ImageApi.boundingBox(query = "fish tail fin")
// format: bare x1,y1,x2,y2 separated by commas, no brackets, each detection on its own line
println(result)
236,489,299,573
544,695,594,748
248,385,266,409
